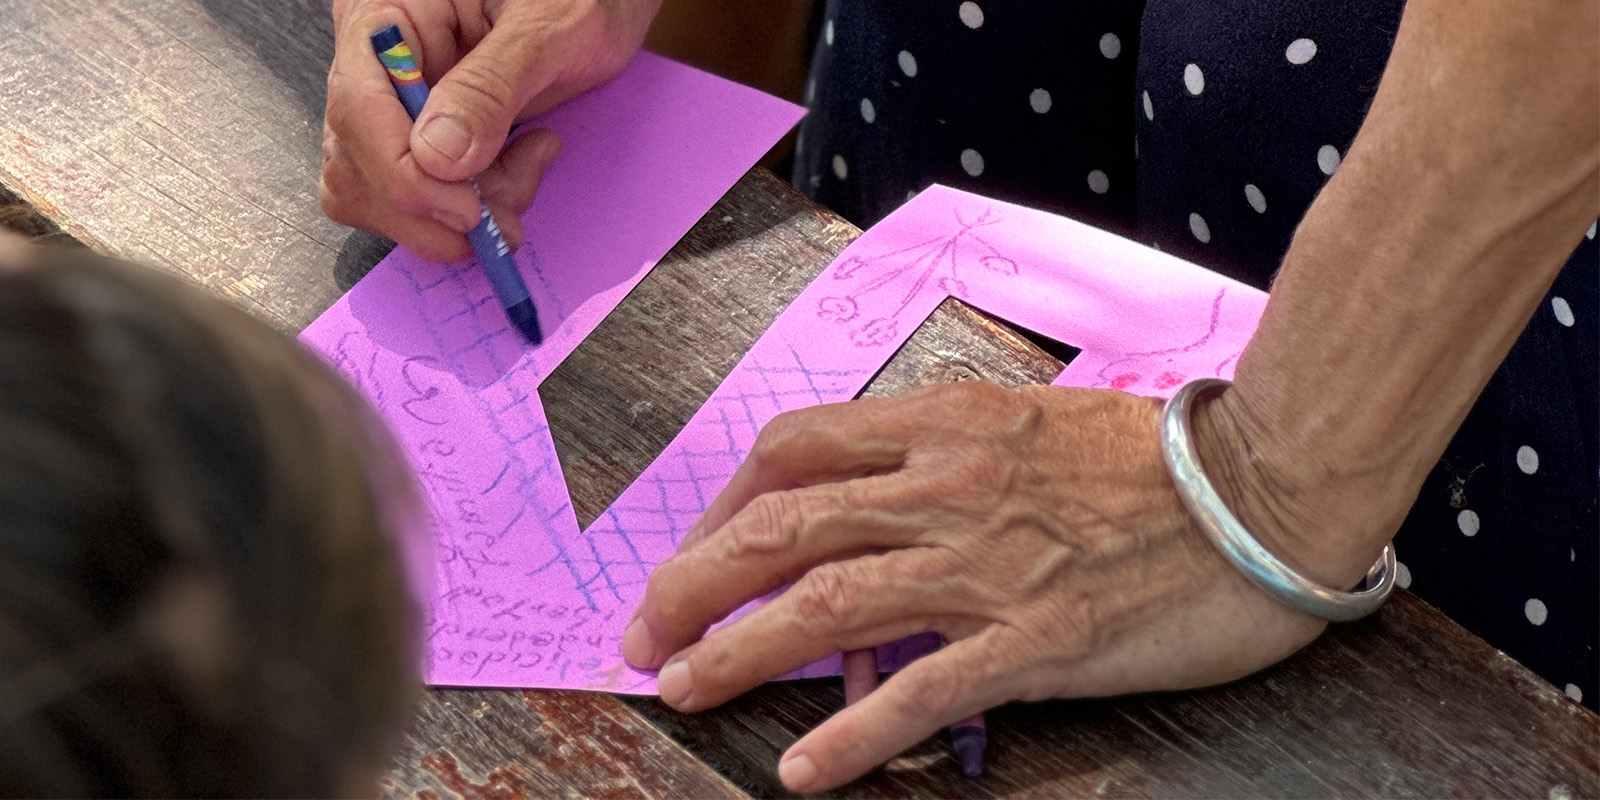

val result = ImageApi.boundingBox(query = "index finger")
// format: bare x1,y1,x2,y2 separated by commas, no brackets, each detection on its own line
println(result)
682,383,990,551
778,632,1012,793
625,474,925,670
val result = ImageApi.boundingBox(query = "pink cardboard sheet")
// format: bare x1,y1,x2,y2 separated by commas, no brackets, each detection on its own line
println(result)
306,94,1268,690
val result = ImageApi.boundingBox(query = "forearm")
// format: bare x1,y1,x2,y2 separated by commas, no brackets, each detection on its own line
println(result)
1199,0,1598,585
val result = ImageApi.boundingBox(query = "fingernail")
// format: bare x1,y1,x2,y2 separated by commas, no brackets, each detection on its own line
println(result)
657,659,692,707
621,616,658,668
418,114,472,162
779,753,819,793
430,209,474,233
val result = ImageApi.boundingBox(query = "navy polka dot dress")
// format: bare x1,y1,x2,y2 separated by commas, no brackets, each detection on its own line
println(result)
793,0,1598,708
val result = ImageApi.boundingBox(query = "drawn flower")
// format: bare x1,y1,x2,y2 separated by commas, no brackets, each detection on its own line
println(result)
979,255,1018,275
852,317,899,347
834,255,869,279
817,295,859,323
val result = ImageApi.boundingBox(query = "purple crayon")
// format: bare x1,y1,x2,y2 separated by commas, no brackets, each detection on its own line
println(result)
950,713,987,777
842,648,879,706
369,24,543,345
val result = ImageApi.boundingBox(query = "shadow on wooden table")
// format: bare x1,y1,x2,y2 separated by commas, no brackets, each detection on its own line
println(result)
622,589,1599,798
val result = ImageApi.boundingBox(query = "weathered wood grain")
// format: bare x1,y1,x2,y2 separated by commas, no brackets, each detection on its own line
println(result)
0,0,354,332
625,590,1600,798
384,690,744,800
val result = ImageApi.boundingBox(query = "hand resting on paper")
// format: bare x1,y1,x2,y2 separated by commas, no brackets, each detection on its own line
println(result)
320,0,663,261
617,0,1595,788
622,381,1390,792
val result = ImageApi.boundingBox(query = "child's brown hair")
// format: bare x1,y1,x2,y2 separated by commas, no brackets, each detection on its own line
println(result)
0,226,423,796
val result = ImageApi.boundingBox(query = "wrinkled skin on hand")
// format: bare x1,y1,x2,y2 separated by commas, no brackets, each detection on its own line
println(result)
624,382,1329,793
321,0,661,260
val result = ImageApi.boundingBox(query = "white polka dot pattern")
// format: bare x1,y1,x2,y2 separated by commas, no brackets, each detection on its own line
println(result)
1457,509,1479,537
860,98,876,124
1244,183,1266,213
1189,212,1211,243
959,2,984,29
1087,169,1109,194
1551,296,1574,327
1317,144,1341,175
1183,63,1205,95
1286,38,1318,64
1525,598,1548,626
897,50,918,78
1100,33,1122,59
1029,88,1052,114
1517,445,1539,475
960,148,985,177
832,154,848,180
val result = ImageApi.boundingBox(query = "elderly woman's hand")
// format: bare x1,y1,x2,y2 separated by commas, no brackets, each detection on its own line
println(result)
622,381,1368,793
320,0,661,260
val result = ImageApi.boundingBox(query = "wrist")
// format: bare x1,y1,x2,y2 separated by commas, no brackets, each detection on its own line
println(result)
1186,382,1400,591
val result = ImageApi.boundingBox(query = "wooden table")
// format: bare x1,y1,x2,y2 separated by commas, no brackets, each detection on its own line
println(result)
3,2,1596,797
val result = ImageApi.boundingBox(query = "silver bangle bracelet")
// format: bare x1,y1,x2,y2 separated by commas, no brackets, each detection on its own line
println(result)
1159,378,1396,622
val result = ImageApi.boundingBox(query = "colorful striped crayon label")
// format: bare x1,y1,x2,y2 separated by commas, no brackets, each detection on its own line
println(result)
376,42,423,85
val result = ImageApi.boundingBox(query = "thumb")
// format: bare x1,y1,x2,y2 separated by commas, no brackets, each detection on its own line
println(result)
411,18,558,182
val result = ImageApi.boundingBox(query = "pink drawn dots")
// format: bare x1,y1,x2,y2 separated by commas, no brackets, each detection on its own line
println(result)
1110,373,1141,391
940,276,969,297
852,318,899,347
1153,371,1186,389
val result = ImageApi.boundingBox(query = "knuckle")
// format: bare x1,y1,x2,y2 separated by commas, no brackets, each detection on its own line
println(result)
750,411,805,463
895,660,968,722
929,443,1016,510
319,128,339,169
639,567,685,633
318,181,347,224
727,492,801,557
792,563,858,631
344,0,409,35
318,176,363,228
928,378,1006,414
688,636,735,687
446,58,521,114
1031,596,1098,660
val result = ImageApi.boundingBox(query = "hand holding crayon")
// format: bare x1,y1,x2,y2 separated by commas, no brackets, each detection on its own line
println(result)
321,0,656,262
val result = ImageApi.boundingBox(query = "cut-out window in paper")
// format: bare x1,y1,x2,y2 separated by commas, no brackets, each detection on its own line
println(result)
299,54,804,688
306,103,1266,692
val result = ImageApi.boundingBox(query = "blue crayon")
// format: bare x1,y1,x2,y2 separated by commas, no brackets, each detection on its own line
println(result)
369,25,543,345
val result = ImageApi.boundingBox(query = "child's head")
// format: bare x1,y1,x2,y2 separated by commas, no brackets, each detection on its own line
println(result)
0,230,423,796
